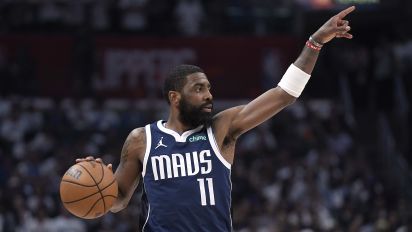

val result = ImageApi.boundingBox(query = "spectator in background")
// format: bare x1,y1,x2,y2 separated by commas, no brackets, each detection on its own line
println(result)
38,0,62,30
91,0,110,31
45,206,86,232
175,0,205,36
63,1,86,29
261,49,283,91
118,0,147,32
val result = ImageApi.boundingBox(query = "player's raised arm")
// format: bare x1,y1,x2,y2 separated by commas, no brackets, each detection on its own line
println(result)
215,6,355,140
110,127,145,213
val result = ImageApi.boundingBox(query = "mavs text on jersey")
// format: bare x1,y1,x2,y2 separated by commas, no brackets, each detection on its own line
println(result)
140,120,232,232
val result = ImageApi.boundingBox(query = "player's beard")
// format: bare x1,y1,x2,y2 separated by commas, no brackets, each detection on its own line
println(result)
178,97,213,128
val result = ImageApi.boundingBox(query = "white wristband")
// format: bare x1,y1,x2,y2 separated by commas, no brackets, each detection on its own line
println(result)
278,64,310,98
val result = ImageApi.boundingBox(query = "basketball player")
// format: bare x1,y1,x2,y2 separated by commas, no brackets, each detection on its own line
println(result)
77,6,355,231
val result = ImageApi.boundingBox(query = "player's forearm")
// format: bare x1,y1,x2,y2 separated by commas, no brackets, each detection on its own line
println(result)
110,188,128,213
110,177,139,213
277,36,323,99
293,44,320,75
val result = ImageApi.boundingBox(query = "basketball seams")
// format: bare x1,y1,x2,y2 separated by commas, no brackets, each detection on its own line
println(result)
82,195,118,219
78,162,107,214
95,162,105,185
61,179,98,187
60,161,118,219
82,198,104,218
61,179,117,204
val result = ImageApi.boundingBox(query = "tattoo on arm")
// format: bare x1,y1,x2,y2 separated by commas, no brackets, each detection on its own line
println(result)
120,129,145,168
120,137,131,167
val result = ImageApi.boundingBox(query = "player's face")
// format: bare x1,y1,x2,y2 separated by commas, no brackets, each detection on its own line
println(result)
178,73,213,127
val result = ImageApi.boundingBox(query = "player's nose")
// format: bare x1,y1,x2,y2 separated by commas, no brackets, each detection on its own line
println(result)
204,89,213,101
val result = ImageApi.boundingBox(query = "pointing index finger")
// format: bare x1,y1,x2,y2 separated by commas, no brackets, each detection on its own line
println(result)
337,6,355,19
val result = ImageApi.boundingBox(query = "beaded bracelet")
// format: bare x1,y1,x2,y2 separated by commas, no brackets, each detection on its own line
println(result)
309,36,324,48
306,40,321,51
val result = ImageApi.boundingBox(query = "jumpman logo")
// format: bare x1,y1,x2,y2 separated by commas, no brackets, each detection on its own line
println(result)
155,137,167,149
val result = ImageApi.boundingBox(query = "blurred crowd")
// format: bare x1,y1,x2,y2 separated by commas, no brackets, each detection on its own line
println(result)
0,97,410,232
0,0,299,35
1,0,408,36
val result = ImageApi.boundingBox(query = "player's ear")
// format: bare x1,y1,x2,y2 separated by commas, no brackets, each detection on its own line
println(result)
169,91,180,106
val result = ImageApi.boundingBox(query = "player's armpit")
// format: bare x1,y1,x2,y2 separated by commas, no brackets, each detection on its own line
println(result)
211,106,242,145
110,127,145,213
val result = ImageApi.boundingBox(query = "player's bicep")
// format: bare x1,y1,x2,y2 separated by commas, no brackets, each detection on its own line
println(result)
228,87,295,138
114,128,145,204
212,106,244,142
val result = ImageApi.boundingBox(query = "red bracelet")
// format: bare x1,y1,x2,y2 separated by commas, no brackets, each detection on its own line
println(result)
306,40,321,51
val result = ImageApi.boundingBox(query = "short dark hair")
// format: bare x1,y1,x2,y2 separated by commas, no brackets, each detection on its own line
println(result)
163,64,204,104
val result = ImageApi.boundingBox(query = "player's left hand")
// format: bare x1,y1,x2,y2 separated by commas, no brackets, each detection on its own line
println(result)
76,156,113,171
312,6,355,44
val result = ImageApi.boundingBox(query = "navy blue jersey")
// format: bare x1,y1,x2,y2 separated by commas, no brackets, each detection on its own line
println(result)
140,120,232,232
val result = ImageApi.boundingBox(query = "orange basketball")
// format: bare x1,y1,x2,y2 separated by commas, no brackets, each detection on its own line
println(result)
60,161,118,219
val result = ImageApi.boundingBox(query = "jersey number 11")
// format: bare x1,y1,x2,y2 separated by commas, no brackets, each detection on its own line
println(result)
197,178,215,206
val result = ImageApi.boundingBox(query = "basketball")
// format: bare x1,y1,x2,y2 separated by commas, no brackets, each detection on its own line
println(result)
60,161,118,219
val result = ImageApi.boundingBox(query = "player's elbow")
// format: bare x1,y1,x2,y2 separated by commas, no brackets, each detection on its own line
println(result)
109,192,129,213
280,93,296,107
110,199,128,213
275,86,297,106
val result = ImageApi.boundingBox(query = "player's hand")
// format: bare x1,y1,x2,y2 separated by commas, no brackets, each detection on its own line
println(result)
312,6,355,44
76,156,113,171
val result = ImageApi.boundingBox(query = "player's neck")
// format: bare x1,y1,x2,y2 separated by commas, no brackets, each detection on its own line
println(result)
164,117,197,135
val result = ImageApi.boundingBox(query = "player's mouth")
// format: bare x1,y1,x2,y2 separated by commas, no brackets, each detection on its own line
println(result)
201,104,213,112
